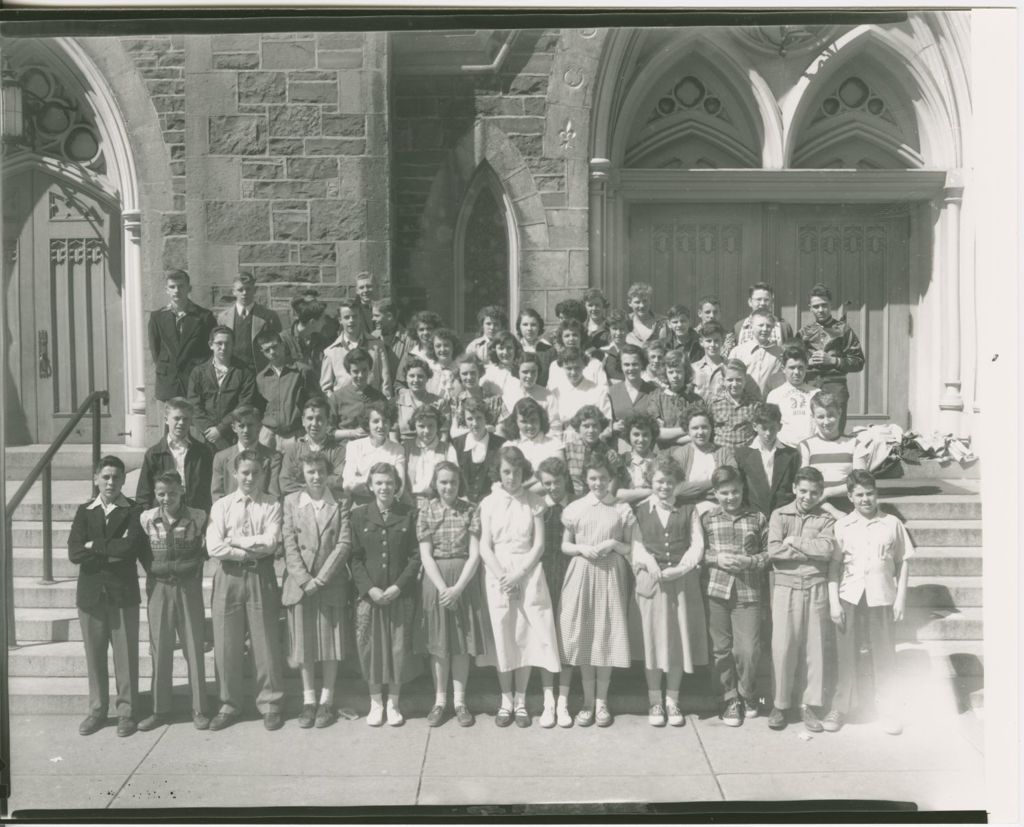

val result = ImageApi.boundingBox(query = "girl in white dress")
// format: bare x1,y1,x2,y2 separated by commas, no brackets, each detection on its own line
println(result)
474,446,561,728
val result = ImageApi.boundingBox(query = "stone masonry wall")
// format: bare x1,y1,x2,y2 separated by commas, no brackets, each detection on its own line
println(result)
182,31,390,320
392,28,605,329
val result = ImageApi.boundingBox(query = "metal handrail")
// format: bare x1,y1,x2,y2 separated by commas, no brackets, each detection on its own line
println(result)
4,390,108,607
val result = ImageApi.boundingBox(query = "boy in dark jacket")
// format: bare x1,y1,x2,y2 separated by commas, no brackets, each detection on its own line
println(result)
68,455,145,737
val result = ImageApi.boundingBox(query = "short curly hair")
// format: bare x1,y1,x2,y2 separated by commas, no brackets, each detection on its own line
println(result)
498,445,533,483
571,404,609,433
358,399,397,431
623,412,660,442
503,397,549,440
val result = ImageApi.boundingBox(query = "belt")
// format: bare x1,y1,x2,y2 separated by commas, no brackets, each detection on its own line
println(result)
220,557,271,573
149,572,202,585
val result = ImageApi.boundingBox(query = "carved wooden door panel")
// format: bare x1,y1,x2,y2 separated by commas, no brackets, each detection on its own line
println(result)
777,205,910,428
5,170,124,444
628,203,763,328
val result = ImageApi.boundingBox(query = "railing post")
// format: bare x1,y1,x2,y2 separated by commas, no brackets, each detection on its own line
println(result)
4,522,14,647
38,466,54,585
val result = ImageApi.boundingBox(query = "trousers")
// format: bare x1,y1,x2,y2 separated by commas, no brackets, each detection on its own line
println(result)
771,580,828,709
831,596,897,715
147,577,208,715
708,592,761,703
211,560,285,715
79,601,139,718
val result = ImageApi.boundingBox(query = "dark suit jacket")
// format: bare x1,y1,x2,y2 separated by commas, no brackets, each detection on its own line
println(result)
281,491,353,607
349,501,421,597
148,302,217,402
186,359,258,447
136,436,215,514
67,499,144,610
211,442,282,502
734,444,799,519
217,303,283,372
451,431,506,503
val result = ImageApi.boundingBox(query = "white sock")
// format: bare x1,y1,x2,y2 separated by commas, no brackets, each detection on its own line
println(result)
435,692,447,707
303,689,316,705
453,687,466,707
319,687,334,706
556,694,569,710
387,694,400,709
370,693,384,710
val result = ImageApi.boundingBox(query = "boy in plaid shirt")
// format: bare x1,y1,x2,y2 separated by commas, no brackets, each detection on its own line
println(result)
701,465,770,727
708,359,762,448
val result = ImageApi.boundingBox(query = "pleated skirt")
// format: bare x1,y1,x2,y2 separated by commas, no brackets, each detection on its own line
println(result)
421,558,491,658
286,593,347,667
635,568,709,673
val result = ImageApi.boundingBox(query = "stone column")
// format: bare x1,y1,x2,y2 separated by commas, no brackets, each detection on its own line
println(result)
122,210,147,448
588,157,610,293
938,176,965,435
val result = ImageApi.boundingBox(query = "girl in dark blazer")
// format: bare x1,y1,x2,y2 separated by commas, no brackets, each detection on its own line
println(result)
450,396,506,504
282,453,353,730
350,462,422,727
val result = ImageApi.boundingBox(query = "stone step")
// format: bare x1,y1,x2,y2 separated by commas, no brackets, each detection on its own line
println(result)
12,577,215,609
878,497,981,521
4,445,147,481
895,640,984,677
898,607,982,641
11,522,74,548
9,641,219,680
909,547,982,576
903,520,981,548
11,550,222,580
14,607,213,644
906,575,982,608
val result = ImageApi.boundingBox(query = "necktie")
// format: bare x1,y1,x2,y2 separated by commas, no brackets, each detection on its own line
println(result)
240,497,254,537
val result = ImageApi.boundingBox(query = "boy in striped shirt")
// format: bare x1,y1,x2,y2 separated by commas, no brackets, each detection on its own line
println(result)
798,392,870,519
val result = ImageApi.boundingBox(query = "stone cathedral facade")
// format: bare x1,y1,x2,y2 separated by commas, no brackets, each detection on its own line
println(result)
0,15,982,448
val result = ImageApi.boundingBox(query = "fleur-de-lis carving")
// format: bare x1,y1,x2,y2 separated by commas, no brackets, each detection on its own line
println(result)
559,119,577,150
50,239,67,264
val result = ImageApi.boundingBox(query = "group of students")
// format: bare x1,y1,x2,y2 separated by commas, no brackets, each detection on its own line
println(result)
70,267,912,740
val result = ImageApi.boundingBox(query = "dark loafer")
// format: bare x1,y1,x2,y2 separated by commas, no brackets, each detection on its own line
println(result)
298,704,317,729
137,713,169,732
426,704,447,727
495,707,513,727
116,717,137,738
263,710,284,731
767,707,787,730
79,713,106,736
209,710,240,731
514,707,531,728
454,705,475,727
314,705,337,729
193,712,211,731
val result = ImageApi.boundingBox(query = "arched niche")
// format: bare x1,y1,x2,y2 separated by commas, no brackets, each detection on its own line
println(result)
623,56,762,169
790,57,923,169
452,163,519,336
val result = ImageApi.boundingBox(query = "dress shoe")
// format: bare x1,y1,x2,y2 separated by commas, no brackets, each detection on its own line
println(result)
263,710,284,731
209,710,240,731
137,713,170,732
767,707,788,730
822,709,844,732
494,707,514,727
79,713,106,736
454,705,475,727
315,705,338,729
513,707,531,728
116,717,137,737
298,704,317,729
426,704,447,727
193,712,211,731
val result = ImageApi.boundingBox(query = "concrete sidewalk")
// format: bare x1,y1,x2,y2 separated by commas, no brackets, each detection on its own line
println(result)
5,705,984,815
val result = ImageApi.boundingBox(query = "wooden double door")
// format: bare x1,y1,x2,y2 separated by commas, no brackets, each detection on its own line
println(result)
2,169,124,445
629,202,910,428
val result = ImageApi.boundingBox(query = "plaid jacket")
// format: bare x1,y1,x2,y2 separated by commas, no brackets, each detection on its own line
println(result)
701,505,769,602
708,387,762,448
563,433,628,498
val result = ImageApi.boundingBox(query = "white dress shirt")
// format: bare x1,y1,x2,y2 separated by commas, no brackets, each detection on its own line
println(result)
206,488,282,562
552,378,612,427
86,493,132,517
749,436,780,484
728,340,785,396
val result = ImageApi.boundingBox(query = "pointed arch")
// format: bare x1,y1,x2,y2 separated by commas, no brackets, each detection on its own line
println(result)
591,29,783,169
452,162,520,334
783,25,964,168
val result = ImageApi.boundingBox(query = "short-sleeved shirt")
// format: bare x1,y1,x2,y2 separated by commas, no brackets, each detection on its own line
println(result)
834,510,916,606
561,492,636,546
416,498,476,560
767,382,820,448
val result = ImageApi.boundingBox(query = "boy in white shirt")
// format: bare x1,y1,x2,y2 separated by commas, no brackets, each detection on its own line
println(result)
767,346,820,447
824,470,913,736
